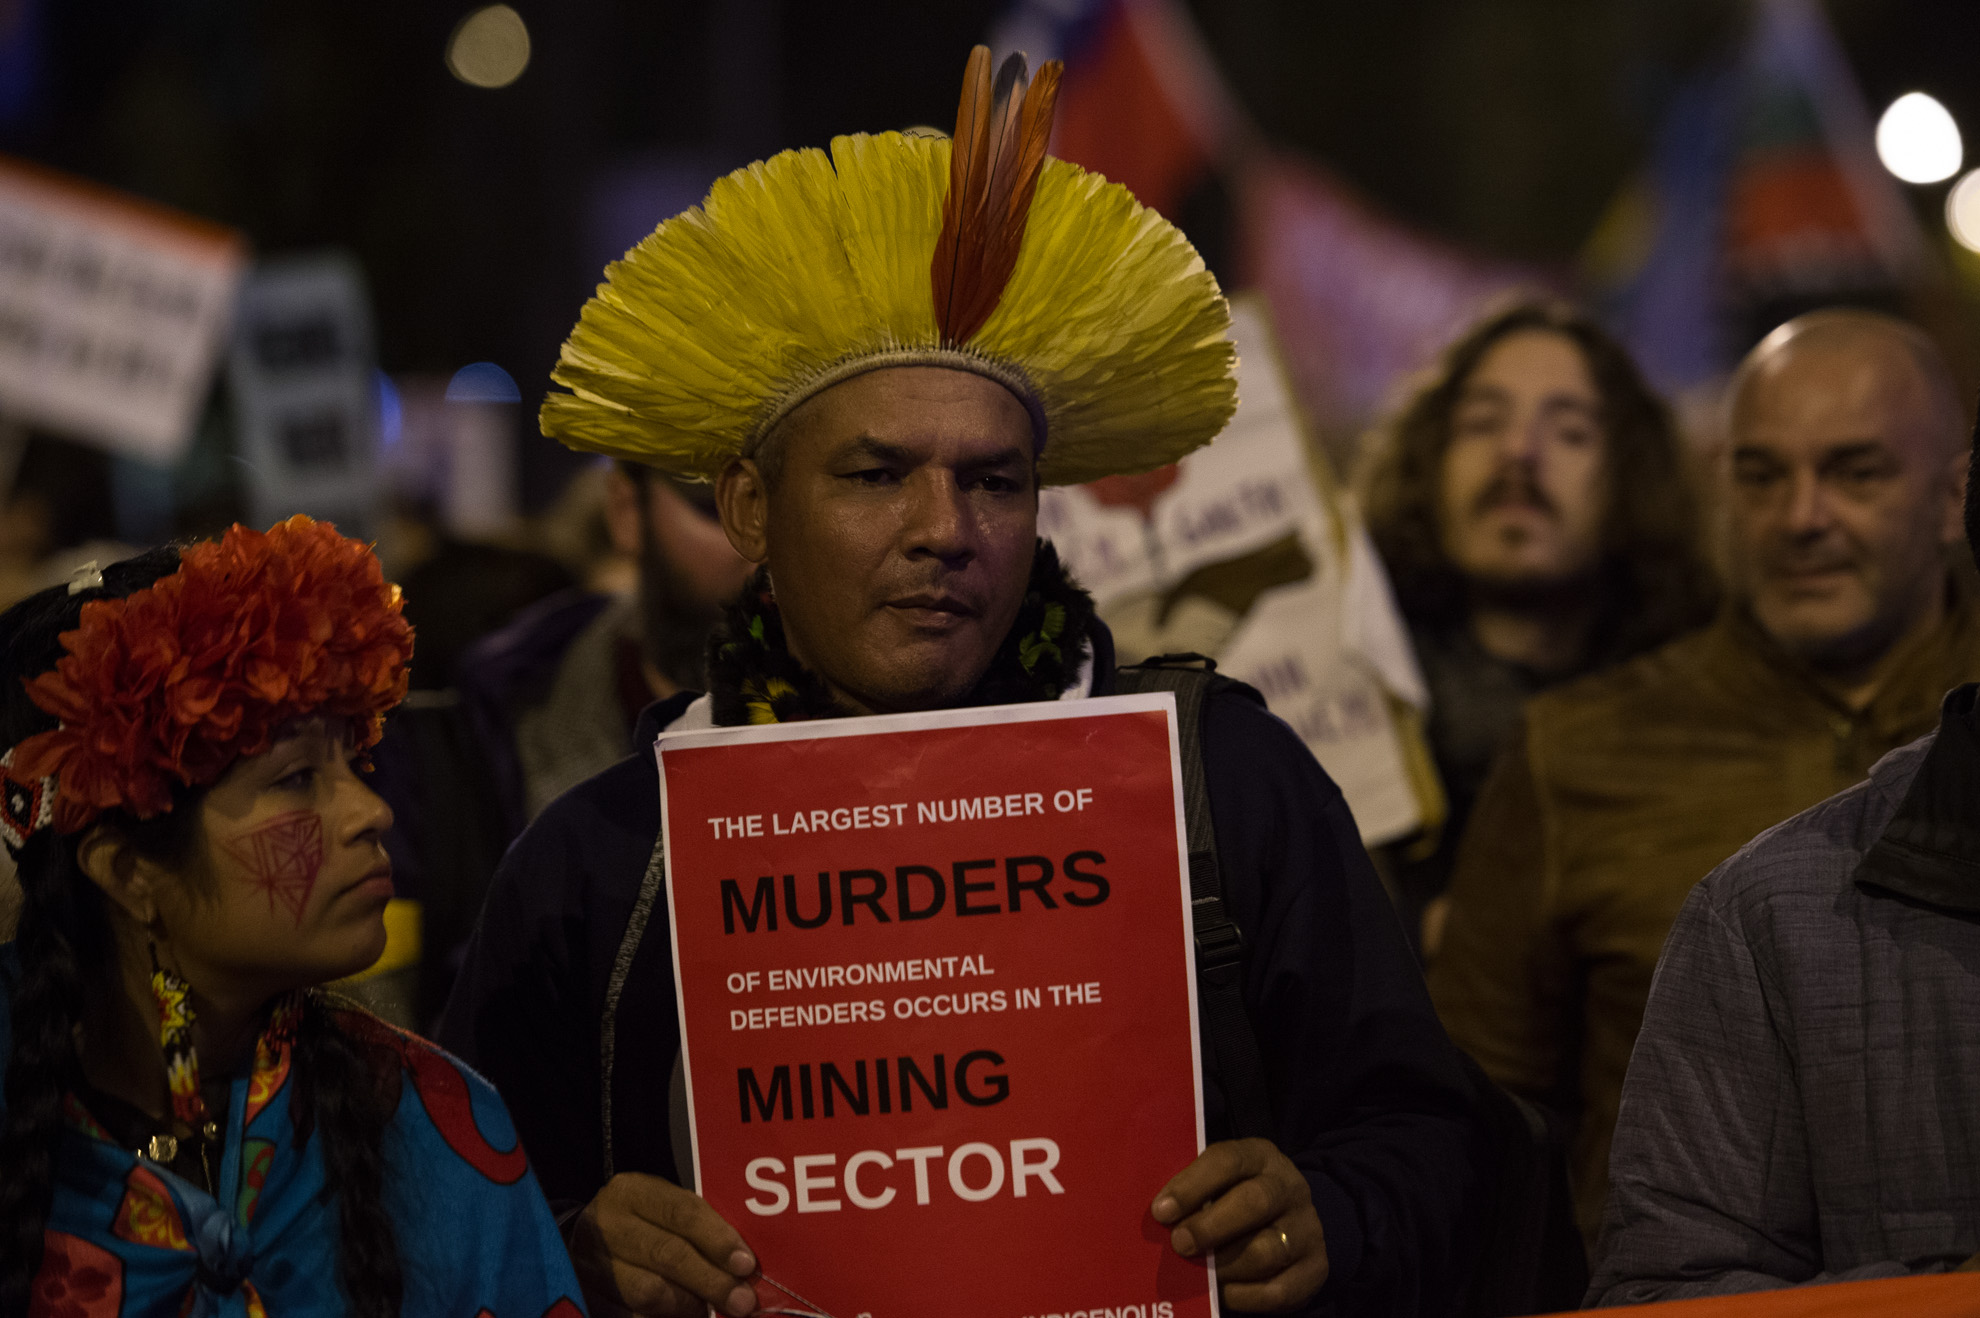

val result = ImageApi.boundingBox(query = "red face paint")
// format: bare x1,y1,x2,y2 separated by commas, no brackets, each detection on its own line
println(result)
222,810,325,925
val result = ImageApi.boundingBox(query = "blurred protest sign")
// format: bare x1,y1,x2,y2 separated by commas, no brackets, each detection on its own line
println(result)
229,252,382,533
1042,298,1437,845
659,695,1213,1318
380,364,523,538
0,154,245,462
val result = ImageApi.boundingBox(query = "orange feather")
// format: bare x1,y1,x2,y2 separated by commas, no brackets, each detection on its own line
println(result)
931,47,1064,345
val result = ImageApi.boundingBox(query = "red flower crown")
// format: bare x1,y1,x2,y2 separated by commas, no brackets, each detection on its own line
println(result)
8,516,414,835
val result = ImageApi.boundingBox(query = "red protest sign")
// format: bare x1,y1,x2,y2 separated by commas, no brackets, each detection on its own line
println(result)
658,694,1213,1318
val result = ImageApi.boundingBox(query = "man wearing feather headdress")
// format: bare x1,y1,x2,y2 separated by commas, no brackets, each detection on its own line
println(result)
442,48,1481,1318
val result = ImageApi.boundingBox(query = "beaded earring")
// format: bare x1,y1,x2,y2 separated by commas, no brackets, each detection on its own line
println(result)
149,944,204,1128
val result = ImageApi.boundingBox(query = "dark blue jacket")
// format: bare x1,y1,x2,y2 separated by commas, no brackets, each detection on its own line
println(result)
440,642,1479,1316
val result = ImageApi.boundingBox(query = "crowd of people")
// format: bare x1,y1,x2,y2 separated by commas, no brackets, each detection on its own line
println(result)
1363,297,1980,1302
5,44,1980,1318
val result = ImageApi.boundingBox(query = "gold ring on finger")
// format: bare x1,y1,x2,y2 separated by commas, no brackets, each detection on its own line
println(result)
1278,1228,1291,1255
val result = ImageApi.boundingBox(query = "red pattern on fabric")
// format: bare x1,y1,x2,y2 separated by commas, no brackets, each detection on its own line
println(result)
399,1034,529,1185
541,1301,583,1318
237,1138,276,1224
244,1037,293,1127
29,1232,123,1318
13,515,413,833
111,1165,192,1253
221,809,324,923
338,1009,529,1185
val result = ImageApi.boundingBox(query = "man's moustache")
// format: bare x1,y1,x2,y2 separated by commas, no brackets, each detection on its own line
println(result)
879,575,983,610
1470,473,1557,519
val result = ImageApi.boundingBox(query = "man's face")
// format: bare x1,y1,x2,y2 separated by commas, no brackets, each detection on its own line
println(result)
1436,329,1610,594
717,367,1039,714
1727,339,1963,667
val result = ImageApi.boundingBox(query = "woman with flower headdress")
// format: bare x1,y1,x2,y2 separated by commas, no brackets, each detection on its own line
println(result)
0,518,583,1318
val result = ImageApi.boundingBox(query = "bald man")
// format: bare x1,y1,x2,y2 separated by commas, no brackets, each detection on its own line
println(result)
1589,329,1980,1303
1429,309,1980,1244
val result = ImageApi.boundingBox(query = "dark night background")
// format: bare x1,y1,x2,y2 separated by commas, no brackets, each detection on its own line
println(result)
2,0,1974,503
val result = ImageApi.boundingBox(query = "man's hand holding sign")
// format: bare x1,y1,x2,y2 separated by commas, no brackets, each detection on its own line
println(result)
570,1173,760,1318
1154,1142,1329,1314
571,1138,1329,1318
569,1103,1328,1318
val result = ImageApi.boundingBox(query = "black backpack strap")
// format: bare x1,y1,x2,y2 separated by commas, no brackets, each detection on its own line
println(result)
1115,655,1274,1139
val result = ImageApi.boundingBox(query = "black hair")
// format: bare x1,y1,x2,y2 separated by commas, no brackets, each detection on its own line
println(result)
0,548,402,1318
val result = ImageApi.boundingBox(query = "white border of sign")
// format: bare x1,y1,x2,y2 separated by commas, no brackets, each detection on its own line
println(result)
654,691,1213,1298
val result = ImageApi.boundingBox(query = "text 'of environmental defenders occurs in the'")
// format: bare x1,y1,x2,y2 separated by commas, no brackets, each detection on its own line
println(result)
440,45,1485,1318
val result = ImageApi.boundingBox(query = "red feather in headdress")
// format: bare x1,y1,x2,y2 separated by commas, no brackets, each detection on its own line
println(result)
931,45,1064,346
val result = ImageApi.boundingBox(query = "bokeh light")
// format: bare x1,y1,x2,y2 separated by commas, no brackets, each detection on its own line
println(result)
1946,170,1980,253
1875,91,1962,185
445,362,521,403
446,5,531,90
375,370,403,450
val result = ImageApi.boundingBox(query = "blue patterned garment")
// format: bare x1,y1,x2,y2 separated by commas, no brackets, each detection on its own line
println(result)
1,947,585,1318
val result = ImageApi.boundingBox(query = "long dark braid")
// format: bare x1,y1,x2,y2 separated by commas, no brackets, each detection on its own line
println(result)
0,830,108,1317
0,549,179,1318
291,991,404,1318
0,548,402,1317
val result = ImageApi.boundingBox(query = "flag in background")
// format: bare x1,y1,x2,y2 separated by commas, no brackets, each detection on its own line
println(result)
1026,0,1234,219
999,0,1974,847
1001,0,1540,457
1236,154,1543,455
1588,0,1939,399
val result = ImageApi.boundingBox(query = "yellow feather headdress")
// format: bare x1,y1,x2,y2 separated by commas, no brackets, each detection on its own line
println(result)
541,47,1237,486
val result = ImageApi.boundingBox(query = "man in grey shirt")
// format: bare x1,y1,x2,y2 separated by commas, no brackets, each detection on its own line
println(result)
1589,433,1980,1301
